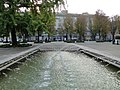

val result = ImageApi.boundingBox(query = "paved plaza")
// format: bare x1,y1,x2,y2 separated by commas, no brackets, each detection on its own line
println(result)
77,41,120,58
0,44,41,65
0,41,120,69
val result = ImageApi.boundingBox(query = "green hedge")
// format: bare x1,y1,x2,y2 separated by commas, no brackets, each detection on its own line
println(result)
96,40,104,42
115,35,120,39
0,43,32,48
64,40,84,43
0,44,12,48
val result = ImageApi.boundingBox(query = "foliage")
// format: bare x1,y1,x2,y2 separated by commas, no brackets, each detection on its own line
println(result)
0,0,65,46
93,10,110,40
75,15,86,41
117,17,120,34
100,16,110,40
115,35,120,39
88,16,95,40
110,15,120,43
63,14,74,40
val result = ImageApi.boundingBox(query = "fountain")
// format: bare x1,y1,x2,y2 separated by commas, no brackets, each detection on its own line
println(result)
0,43,120,90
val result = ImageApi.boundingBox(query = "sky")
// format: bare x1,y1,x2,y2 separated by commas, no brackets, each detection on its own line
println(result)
65,0,120,17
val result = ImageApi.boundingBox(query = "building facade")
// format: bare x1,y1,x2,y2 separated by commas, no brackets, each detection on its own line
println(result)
55,10,94,41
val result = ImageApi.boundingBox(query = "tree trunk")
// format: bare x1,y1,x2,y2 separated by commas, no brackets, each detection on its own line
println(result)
91,35,96,41
79,34,81,41
70,34,72,40
6,37,8,43
98,30,101,40
23,34,26,43
82,35,85,41
37,30,40,43
11,28,17,46
47,35,49,42
112,33,115,44
66,34,68,41
5,26,10,43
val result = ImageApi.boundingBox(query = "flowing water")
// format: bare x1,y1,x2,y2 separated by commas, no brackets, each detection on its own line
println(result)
0,51,120,90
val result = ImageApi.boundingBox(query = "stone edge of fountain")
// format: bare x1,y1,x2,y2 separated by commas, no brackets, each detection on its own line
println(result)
73,44,120,68
0,46,40,71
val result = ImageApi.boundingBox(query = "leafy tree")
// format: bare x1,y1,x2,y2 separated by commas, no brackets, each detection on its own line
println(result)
110,15,119,44
93,10,105,40
88,17,94,40
63,14,74,40
75,15,86,41
117,16,120,34
0,0,65,46
93,10,110,41
16,12,33,42
100,16,110,40
57,24,65,40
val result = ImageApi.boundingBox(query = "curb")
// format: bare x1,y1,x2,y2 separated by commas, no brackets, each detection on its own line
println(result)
73,43,120,68
0,46,40,71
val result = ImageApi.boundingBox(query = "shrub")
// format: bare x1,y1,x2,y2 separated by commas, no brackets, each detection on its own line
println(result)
0,43,32,48
96,40,104,42
0,44,12,48
115,35,120,39
17,43,32,47
76,40,84,43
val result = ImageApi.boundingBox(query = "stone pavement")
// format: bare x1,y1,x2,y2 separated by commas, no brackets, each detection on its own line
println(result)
0,42,120,62
0,44,41,65
0,41,120,70
76,41,120,59
73,41,120,68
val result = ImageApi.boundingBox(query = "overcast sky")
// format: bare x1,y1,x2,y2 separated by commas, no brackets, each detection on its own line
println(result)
65,0,120,17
